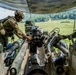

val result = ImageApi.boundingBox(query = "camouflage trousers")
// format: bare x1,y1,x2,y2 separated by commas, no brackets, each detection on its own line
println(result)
0,35,8,51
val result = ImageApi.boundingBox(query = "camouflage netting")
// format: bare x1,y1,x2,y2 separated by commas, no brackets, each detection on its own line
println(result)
0,0,29,13
0,0,76,13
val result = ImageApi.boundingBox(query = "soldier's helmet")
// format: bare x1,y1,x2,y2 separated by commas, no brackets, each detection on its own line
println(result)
15,10,24,19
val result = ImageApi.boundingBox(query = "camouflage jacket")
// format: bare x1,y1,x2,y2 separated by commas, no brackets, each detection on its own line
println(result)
0,16,25,39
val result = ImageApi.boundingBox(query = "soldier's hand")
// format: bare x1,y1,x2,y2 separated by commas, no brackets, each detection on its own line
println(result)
25,36,32,41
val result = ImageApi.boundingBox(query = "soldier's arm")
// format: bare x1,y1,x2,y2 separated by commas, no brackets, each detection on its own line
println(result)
9,19,32,40
14,25,32,40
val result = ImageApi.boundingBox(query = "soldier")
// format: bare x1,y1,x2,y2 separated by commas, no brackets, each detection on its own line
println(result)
0,10,32,51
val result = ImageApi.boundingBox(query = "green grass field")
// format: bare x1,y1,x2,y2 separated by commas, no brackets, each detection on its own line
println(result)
12,19,75,46
35,19,74,35
19,19,74,34
15,19,75,46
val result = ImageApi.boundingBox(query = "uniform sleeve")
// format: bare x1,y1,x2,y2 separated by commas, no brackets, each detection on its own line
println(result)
8,18,25,39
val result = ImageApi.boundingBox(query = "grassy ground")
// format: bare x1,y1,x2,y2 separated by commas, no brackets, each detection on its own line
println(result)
35,19,74,35
15,20,74,45
11,19,75,46
35,19,74,46
18,19,74,35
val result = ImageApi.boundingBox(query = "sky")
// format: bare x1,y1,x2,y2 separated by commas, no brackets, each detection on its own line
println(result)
0,7,14,19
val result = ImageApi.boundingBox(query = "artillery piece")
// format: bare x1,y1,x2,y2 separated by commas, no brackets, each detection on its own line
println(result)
24,27,69,75
46,27,69,75
24,24,49,75
67,34,76,75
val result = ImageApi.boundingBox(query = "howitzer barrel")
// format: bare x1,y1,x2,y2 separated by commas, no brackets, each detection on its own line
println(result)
9,41,28,75
4,39,24,66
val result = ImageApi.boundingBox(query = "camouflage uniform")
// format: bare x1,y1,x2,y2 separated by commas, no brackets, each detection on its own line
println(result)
0,16,25,48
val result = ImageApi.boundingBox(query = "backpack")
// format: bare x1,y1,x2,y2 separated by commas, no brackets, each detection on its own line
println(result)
0,16,14,41
0,16,11,23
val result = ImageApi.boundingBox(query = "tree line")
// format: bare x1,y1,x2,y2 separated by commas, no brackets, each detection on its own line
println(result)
23,9,76,22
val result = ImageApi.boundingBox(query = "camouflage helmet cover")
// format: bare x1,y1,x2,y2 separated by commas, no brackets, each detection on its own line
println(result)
15,10,24,19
